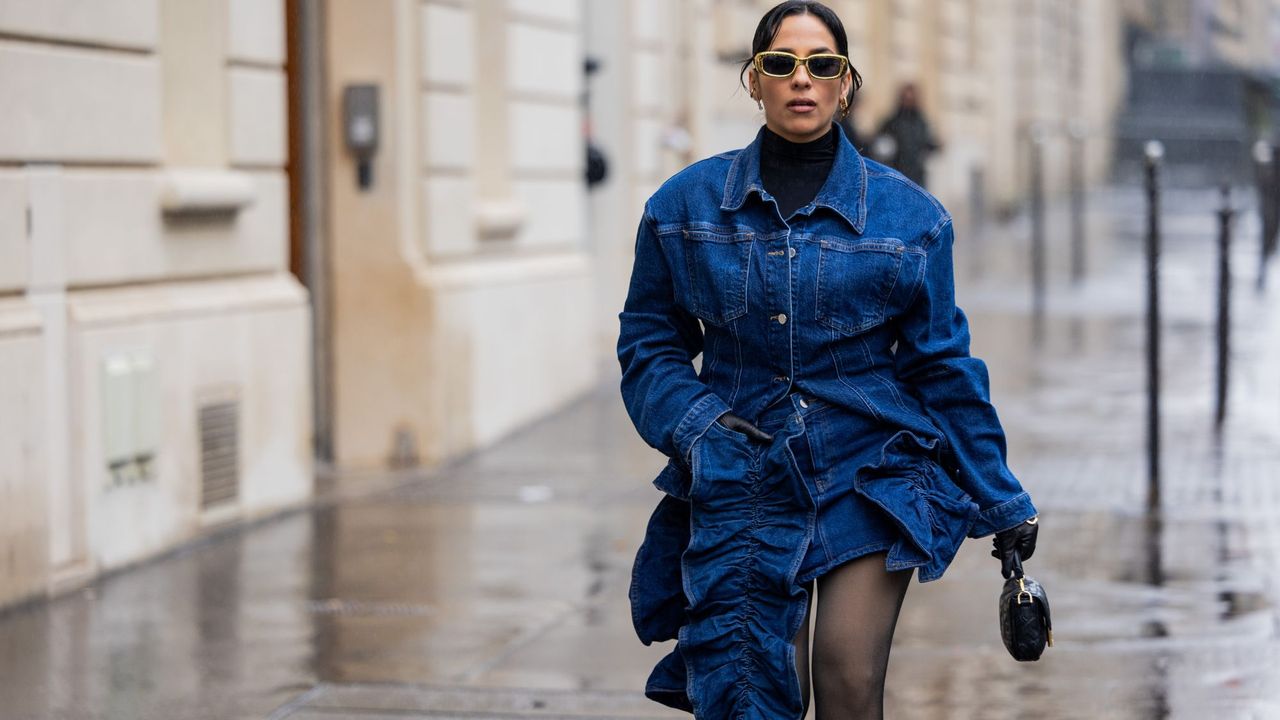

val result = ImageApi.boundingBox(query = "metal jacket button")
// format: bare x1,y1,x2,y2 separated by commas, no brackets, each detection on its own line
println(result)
774,313,787,325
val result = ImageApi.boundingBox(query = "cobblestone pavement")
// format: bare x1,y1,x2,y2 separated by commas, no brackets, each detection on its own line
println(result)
1,184,1278,719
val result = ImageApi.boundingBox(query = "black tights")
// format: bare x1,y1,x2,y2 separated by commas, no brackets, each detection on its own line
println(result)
792,552,913,719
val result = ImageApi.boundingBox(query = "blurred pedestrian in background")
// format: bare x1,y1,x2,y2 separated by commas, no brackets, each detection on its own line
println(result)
618,2,1039,718
875,82,941,188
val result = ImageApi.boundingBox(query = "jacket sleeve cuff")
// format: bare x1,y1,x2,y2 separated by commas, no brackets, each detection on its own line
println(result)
672,394,732,465
968,492,1038,538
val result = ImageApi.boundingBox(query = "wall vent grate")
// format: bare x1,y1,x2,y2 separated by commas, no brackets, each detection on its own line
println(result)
199,401,239,510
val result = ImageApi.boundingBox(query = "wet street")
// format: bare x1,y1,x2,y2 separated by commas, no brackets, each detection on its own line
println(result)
2,185,1280,719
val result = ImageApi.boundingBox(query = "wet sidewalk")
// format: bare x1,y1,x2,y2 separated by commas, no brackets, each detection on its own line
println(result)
2,184,1279,719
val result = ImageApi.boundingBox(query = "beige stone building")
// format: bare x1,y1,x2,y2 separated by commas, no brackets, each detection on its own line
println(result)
0,0,309,608
324,0,597,468
0,0,1127,610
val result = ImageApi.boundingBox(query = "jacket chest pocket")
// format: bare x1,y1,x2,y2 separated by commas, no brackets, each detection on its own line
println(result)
815,238,906,335
680,229,753,325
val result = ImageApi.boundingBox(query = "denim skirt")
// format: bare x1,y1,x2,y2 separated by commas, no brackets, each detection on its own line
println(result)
630,393,978,718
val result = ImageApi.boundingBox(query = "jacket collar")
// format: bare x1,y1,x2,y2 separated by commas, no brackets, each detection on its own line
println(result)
720,124,867,233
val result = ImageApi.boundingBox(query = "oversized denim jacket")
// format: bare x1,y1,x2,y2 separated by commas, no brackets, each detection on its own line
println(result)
617,126,1036,717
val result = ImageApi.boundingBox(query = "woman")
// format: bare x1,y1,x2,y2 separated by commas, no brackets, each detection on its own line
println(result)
617,3,1040,718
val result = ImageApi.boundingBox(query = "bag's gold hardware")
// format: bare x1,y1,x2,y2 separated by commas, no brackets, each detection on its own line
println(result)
1016,577,1032,605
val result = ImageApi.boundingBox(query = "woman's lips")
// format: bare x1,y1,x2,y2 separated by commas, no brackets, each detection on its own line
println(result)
787,99,817,113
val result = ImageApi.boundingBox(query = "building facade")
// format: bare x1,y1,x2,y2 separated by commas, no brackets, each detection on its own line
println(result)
322,0,598,467
0,0,311,608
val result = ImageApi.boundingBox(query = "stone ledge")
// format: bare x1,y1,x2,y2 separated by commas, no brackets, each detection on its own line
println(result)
413,251,590,291
68,273,307,327
0,297,41,336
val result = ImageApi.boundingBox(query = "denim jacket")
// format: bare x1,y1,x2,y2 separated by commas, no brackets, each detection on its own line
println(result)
618,126,1035,539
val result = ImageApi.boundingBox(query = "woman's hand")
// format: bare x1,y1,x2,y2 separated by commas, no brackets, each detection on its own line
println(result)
716,412,774,444
990,516,1038,579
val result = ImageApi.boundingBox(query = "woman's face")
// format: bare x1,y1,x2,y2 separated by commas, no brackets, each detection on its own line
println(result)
750,13,850,144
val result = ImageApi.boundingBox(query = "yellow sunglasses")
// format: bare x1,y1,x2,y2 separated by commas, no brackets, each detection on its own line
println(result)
753,51,848,80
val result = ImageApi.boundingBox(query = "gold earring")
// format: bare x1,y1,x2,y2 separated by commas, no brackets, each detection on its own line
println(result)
839,96,849,117
754,86,763,110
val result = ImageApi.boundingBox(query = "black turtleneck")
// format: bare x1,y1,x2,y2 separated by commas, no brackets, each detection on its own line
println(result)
760,125,837,220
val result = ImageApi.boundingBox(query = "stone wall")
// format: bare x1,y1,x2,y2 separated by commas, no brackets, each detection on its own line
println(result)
0,0,311,608
325,0,596,466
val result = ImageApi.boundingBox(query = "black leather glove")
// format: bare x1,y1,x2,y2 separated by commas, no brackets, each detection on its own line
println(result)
716,412,773,444
991,516,1039,579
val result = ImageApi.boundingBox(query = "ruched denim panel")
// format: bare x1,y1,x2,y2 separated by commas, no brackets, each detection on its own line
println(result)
676,416,815,719
851,430,978,581
630,493,690,646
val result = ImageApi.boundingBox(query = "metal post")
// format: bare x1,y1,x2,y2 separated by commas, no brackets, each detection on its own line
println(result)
1215,184,1234,428
970,165,985,231
1260,142,1278,291
1030,126,1047,343
969,165,985,280
1069,125,1086,285
1264,141,1274,289
1145,141,1164,511
1270,146,1280,264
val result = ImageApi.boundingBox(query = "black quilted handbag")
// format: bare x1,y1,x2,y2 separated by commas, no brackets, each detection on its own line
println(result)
998,552,1053,661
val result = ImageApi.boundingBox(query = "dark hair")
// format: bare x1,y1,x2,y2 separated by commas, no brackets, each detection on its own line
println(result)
738,1,863,105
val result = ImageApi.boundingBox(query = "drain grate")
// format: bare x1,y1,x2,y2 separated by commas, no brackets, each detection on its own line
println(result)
199,400,240,509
